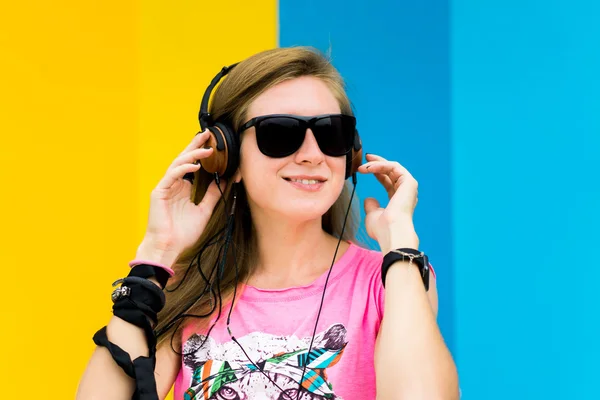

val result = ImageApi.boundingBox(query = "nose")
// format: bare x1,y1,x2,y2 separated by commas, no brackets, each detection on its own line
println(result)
294,128,324,165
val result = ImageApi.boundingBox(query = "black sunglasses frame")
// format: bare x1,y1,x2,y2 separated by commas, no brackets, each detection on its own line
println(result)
238,113,357,158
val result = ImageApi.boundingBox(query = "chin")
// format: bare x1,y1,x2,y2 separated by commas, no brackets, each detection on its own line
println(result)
245,178,344,223
275,200,332,222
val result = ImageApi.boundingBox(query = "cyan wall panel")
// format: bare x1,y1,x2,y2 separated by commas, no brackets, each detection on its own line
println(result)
452,0,600,398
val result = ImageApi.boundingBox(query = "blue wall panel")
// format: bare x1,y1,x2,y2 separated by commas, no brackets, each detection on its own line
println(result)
279,0,454,351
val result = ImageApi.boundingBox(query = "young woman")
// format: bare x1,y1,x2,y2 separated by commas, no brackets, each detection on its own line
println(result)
77,46,459,400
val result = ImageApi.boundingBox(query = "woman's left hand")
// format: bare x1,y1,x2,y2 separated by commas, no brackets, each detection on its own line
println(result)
358,153,420,253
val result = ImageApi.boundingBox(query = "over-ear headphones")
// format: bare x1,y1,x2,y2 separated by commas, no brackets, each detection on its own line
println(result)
197,64,363,181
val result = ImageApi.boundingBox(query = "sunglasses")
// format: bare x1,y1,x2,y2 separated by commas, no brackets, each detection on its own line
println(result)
238,114,356,158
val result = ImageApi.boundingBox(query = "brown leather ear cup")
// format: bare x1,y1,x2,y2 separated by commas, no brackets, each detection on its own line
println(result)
199,123,239,179
345,129,363,179
198,127,227,177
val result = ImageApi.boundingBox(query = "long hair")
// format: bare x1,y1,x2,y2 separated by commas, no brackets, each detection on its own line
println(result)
154,46,364,353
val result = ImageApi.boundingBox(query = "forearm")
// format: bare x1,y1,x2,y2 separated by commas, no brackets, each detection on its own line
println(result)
375,261,459,400
77,313,155,399
76,243,173,399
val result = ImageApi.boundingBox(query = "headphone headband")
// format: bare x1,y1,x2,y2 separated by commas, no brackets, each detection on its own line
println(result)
198,63,239,131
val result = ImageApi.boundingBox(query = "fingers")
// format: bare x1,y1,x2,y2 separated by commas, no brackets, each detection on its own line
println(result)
156,161,203,191
360,161,405,185
171,147,214,169
172,129,214,169
363,197,383,239
358,155,416,191
179,129,211,156
361,154,420,221
364,197,382,214
156,131,216,191
374,173,395,198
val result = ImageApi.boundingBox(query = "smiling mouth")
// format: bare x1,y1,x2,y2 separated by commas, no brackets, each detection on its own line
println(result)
283,178,326,184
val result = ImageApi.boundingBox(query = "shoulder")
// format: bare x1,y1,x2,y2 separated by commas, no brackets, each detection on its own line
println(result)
341,242,386,316
333,244,387,354
346,241,384,267
338,241,384,285
341,241,382,274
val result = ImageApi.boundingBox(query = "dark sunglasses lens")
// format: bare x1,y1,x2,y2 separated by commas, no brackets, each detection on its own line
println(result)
312,116,355,156
255,117,305,157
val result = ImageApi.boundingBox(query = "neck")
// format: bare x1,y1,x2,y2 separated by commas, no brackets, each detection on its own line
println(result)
248,211,349,288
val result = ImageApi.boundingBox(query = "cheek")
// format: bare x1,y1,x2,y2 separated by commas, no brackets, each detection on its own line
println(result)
240,142,279,179
328,155,348,180
238,140,285,197
239,136,260,177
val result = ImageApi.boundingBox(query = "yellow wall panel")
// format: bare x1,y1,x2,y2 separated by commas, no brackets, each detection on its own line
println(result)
0,0,276,397
137,0,277,240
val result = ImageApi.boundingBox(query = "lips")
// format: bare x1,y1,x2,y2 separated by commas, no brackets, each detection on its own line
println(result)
283,175,327,184
283,175,327,192
286,178,323,184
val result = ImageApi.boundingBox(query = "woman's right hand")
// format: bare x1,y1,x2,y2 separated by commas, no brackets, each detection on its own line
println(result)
138,129,226,264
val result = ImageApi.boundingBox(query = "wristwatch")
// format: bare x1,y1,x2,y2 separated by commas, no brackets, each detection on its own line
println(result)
381,248,430,291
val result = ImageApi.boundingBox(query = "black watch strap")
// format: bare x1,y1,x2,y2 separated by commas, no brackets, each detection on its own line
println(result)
381,248,430,291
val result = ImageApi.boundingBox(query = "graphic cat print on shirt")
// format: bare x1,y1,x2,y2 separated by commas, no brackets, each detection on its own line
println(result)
182,323,348,400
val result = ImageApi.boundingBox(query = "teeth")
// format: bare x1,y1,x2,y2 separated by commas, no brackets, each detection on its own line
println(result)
290,179,321,184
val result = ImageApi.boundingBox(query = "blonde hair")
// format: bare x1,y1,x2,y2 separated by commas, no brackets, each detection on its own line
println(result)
154,46,364,352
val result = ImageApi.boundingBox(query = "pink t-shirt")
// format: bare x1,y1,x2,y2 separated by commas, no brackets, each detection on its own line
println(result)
173,242,434,400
